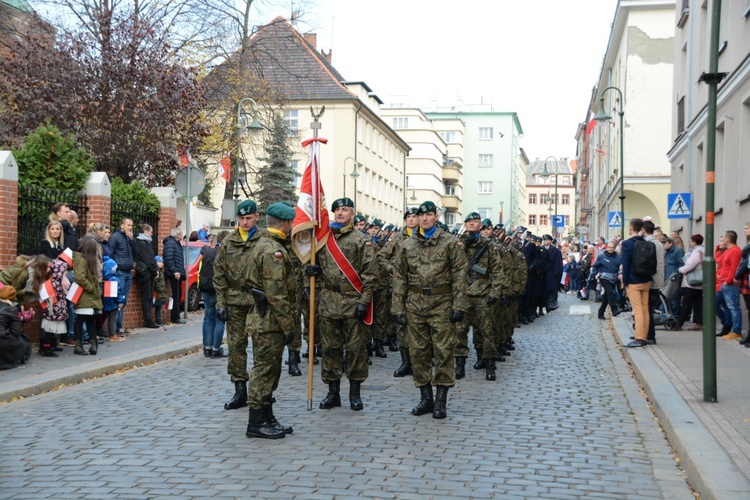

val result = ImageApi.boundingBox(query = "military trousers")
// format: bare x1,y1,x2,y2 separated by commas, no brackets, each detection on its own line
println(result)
406,308,456,388
247,330,285,410
457,295,497,360
372,288,390,341
226,304,252,383
319,315,368,384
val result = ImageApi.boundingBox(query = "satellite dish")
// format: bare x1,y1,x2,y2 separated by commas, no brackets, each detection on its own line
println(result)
174,166,205,198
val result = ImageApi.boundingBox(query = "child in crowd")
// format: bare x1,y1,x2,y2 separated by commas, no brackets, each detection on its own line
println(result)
153,256,168,326
36,258,70,357
72,238,103,355
102,256,125,342
0,286,31,370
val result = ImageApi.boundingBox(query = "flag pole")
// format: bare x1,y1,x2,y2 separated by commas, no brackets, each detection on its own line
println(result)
307,106,325,411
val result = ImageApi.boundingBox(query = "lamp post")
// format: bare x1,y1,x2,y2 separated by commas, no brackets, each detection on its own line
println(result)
343,156,357,198
235,97,264,215
350,160,360,208
540,156,560,235
594,86,625,237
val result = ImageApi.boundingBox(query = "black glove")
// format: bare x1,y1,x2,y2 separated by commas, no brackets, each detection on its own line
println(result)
386,287,393,299
216,307,227,323
486,296,498,305
305,264,321,277
392,314,407,326
283,332,295,345
302,287,310,301
449,310,464,323
354,303,369,320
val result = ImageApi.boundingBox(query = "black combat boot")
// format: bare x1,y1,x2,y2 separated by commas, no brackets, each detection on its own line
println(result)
246,408,285,439
505,341,515,351
73,340,88,356
393,349,412,377
485,359,496,381
88,336,98,355
224,381,248,410
367,339,374,358
264,403,293,434
319,380,341,409
412,384,434,416
433,386,448,419
387,335,398,352
288,349,302,377
455,357,466,380
373,339,387,358
473,349,485,370
349,381,364,411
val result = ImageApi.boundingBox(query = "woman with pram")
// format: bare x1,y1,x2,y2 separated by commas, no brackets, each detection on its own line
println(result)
592,241,623,319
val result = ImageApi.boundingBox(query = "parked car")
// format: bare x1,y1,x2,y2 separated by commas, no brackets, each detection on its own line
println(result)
179,240,209,311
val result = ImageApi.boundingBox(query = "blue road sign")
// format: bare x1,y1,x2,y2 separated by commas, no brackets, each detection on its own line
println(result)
667,192,692,219
552,215,565,228
608,211,623,228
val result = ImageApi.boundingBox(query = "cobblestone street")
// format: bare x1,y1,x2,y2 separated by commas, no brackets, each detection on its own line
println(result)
0,295,693,498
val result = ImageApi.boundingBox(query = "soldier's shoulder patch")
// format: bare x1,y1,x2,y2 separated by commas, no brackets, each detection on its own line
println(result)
457,242,463,248
365,241,372,247
274,251,283,259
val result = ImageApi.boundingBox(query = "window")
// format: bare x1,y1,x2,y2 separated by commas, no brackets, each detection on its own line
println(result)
439,131,456,143
529,193,537,205
528,215,536,225
283,110,298,137
562,194,570,205
478,208,492,219
479,127,493,140
393,117,409,129
478,154,493,167
562,176,571,185
289,160,301,188
539,215,548,226
445,184,456,196
478,181,493,194
445,213,456,227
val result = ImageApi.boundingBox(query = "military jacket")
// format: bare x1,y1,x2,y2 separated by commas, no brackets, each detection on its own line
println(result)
213,228,262,308
462,233,503,298
513,248,528,293
392,227,468,316
247,230,297,334
378,229,409,285
316,225,376,319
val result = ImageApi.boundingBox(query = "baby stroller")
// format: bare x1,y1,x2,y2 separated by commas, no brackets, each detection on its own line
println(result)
653,272,682,330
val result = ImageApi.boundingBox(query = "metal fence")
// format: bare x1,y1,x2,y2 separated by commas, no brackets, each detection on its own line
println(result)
110,198,160,255
17,185,88,256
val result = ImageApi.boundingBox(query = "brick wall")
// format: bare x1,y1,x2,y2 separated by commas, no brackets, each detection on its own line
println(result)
0,178,19,268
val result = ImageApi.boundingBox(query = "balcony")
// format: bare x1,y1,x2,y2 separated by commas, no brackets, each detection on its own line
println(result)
442,166,461,184
442,195,460,211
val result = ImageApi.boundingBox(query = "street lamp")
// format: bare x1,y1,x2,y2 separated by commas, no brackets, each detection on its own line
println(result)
235,97,264,215
540,156,560,235
349,159,360,207
408,186,418,202
594,86,625,237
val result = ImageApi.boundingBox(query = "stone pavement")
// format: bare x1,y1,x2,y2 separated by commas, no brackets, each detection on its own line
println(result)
0,294,697,498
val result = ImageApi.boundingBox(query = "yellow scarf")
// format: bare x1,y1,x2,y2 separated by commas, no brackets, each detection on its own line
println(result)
267,227,287,240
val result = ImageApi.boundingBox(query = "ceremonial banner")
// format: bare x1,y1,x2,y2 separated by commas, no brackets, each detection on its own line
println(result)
291,137,330,263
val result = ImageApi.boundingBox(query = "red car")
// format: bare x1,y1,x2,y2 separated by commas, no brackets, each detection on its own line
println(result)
179,240,209,311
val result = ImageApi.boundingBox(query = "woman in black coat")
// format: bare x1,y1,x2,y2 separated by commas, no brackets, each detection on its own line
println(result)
135,224,160,328
37,220,65,260
162,228,186,324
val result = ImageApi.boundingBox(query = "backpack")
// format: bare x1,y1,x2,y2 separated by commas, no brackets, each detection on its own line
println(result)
632,239,657,277
198,246,217,292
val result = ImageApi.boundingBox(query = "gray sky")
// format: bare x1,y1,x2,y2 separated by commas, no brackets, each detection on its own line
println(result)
296,0,618,161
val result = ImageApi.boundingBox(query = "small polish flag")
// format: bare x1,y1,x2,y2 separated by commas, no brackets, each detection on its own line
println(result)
152,291,158,304
39,279,55,302
167,298,174,310
59,248,74,267
103,281,118,298
66,282,83,304
40,300,49,310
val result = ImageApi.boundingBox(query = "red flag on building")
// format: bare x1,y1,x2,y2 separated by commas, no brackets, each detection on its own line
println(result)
585,111,597,136
292,137,330,263
219,155,231,183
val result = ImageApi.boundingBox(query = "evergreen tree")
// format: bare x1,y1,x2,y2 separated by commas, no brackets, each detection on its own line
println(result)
255,113,298,224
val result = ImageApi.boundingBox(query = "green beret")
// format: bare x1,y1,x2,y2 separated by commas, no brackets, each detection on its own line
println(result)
371,218,383,228
385,224,394,231
481,218,493,228
237,200,257,216
494,223,504,230
465,212,481,222
331,197,354,210
450,228,458,234
416,201,437,215
266,202,296,221
353,214,366,224
404,207,418,219
437,222,449,231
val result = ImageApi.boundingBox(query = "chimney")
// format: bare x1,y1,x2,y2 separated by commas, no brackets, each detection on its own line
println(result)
321,49,332,64
303,33,317,48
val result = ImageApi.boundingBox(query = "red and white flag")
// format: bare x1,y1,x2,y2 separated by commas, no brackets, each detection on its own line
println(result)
167,298,174,310
585,110,597,136
59,248,73,267
38,279,56,303
219,154,231,183
152,291,158,304
66,282,83,304
103,281,118,298
292,137,330,263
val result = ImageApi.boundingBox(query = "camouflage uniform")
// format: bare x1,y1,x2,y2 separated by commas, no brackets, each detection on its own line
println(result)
380,229,411,350
457,233,504,361
246,230,298,411
214,228,261,383
316,224,377,384
392,228,468,388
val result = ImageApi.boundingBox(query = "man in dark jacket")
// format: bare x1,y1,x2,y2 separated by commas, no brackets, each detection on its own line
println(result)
592,241,623,319
108,218,138,334
621,218,652,347
542,235,563,311
163,228,187,325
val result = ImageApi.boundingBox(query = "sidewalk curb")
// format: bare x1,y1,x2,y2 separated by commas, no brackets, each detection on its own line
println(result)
0,340,202,404
611,315,750,500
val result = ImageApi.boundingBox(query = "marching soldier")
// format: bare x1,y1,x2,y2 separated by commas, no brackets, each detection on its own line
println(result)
365,218,388,358
245,203,298,439
214,200,261,410
305,197,376,411
392,201,467,419
353,214,367,232
455,213,503,381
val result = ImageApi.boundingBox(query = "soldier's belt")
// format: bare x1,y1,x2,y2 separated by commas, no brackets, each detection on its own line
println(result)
324,283,356,292
408,285,451,295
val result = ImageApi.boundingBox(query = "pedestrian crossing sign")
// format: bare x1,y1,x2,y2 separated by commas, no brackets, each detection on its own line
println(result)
608,211,623,228
667,192,691,219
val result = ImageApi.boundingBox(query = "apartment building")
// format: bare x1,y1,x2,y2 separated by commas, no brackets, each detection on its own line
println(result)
526,158,577,239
